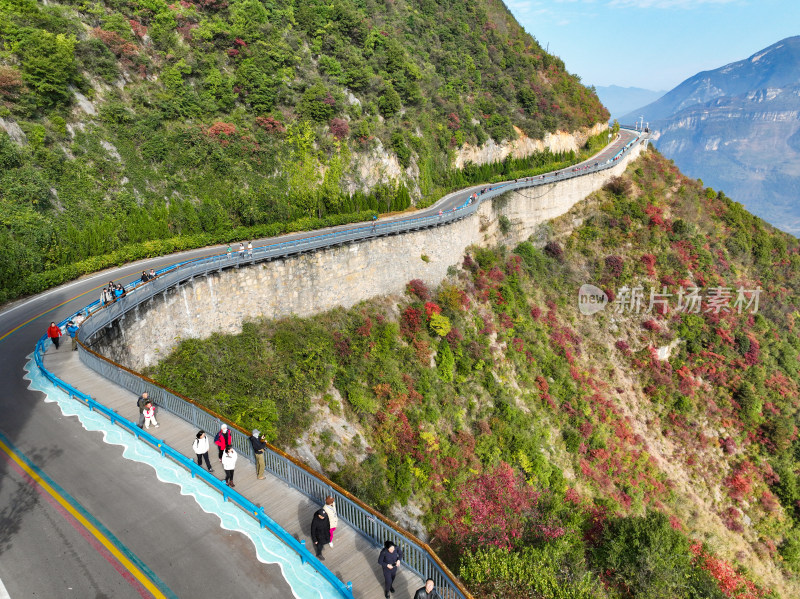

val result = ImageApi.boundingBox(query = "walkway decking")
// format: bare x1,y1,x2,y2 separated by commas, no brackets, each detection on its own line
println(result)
43,343,422,599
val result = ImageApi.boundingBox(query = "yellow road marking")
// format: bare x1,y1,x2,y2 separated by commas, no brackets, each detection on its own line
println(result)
0,437,167,599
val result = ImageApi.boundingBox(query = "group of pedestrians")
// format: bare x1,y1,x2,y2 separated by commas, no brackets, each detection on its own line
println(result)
46,310,86,351
101,280,128,306
140,269,158,283
227,241,254,259
128,401,438,596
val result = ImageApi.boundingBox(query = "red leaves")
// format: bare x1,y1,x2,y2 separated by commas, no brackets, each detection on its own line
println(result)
329,118,349,140
435,462,539,551
400,306,423,338
255,116,285,134
406,279,430,301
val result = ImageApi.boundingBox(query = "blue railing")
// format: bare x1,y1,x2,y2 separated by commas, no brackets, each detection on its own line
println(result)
33,332,354,599
39,129,646,599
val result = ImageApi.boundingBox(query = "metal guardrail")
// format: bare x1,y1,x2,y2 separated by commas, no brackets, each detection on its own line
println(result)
31,335,354,598
42,130,645,599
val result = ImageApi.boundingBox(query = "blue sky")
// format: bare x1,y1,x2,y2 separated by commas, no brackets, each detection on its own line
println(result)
506,0,800,91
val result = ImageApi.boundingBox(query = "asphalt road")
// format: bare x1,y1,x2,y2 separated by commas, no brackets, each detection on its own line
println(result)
0,129,640,596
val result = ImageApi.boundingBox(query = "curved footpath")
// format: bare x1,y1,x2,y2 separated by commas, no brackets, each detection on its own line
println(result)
0,129,642,598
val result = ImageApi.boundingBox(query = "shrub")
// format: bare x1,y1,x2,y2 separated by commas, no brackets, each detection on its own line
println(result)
406,279,430,300
604,255,624,278
592,511,708,599
329,117,349,140
544,241,564,261
429,312,451,337
436,340,455,382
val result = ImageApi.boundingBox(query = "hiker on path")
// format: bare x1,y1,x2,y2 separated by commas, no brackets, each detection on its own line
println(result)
47,322,62,350
222,446,237,487
142,401,158,429
66,320,79,351
378,540,403,598
193,430,213,472
323,496,338,547
136,392,150,429
250,429,266,480
414,579,440,599
310,508,330,560
247,241,253,258
214,424,232,461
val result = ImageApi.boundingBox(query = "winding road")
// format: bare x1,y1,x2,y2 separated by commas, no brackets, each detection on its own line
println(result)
0,128,640,596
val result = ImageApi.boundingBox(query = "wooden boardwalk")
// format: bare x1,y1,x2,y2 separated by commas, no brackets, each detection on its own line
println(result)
43,344,423,599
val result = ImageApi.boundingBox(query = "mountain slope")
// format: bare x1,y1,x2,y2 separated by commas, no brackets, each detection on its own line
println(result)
622,36,800,124
0,0,608,304
148,149,800,598
619,37,800,233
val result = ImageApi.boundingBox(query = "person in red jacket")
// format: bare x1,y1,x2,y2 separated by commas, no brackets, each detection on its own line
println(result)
213,424,232,462
47,322,62,350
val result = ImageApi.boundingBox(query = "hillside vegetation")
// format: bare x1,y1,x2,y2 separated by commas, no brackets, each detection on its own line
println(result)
149,149,800,598
0,0,607,302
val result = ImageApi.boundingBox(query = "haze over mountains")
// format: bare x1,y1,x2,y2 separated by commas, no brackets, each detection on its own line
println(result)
593,85,664,121
622,36,800,234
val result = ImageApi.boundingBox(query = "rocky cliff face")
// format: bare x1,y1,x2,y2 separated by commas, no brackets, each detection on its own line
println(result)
623,36,800,234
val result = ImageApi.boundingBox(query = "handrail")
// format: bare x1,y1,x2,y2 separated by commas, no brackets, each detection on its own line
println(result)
32,335,354,599
43,129,646,599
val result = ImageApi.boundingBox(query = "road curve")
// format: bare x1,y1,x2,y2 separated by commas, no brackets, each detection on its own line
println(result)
0,128,641,596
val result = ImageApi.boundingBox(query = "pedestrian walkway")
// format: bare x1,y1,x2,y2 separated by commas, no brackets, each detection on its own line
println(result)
43,344,422,599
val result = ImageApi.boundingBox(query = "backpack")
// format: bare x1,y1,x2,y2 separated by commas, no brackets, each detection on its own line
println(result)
137,395,148,410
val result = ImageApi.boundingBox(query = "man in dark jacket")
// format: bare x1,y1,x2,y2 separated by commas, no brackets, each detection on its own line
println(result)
414,579,440,599
310,508,330,560
249,429,266,480
377,540,403,598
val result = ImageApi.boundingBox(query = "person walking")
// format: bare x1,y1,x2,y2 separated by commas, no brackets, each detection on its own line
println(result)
222,446,237,487
250,429,266,480
323,496,338,547
66,320,79,351
247,241,253,258
142,401,158,429
47,322,62,350
238,242,245,259
378,540,403,598
193,430,213,472
310,508,330,560
414,579,440,599
214,424,232,462
136,391,150,429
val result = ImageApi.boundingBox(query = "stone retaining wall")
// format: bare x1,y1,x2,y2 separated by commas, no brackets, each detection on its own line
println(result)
94,145,643,371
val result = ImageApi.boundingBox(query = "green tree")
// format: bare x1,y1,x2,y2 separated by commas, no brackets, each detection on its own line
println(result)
14,29,77,108
378,82,401,118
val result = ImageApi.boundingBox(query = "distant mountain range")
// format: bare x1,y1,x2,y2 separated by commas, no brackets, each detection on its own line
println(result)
594,85,665,121
622,36,800,234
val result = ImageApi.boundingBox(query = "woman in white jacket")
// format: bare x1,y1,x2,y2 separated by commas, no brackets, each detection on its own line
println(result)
222,446,237,487
323,496,338,547
193,430,213,472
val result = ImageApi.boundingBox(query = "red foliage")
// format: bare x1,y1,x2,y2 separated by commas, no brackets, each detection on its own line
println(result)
445,327,462,346
424,302,442,320
605,255,624,278
530,306,541,320
690,543,767,599
329,117,349,140
435,462,539,550
400,306,423,338
447,112,461,130
406,279,430,301
129,19,147,38
641,253,657,276
642,319,660,332
255,116,286,134
206,122,237,144
356,316,372,337
544,241,563,260
92,28,139,57
724,461,754,503
615,339,630,353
